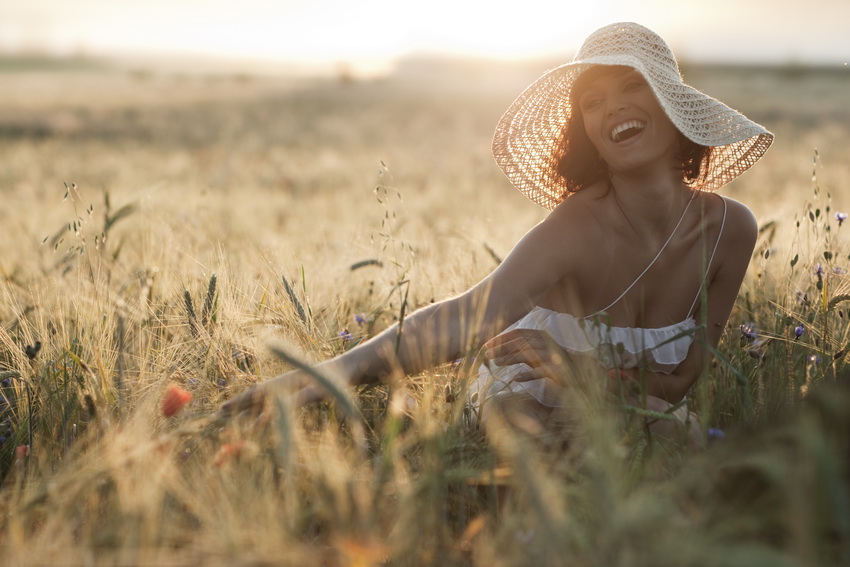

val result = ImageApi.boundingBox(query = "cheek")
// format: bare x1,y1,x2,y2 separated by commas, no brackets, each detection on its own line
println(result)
581,116,605,149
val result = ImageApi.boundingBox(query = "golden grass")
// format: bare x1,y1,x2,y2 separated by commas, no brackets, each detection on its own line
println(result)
0,58,849,565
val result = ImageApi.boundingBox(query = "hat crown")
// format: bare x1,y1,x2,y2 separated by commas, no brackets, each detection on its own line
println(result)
575,22,681,81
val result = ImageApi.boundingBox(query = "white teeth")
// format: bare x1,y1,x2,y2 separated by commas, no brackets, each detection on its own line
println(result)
611,120,646,142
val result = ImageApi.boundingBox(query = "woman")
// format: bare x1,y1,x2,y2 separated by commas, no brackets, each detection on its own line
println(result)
223,23,772,444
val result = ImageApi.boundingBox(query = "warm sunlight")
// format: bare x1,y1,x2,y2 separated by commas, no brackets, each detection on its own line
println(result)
2,0,848,74
4,0,625,70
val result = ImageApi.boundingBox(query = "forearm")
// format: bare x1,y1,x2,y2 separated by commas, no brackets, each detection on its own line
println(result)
611,357,702,404
328,291,509,386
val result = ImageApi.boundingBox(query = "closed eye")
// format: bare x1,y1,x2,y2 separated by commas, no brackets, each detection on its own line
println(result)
579,96,602,112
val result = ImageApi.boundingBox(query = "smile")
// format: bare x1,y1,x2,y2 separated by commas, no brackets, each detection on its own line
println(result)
610,120,646,143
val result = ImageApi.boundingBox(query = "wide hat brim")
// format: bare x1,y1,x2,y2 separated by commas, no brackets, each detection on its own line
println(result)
492,23,774,210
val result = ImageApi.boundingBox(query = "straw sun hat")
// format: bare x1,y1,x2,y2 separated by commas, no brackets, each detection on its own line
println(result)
492,22,774,210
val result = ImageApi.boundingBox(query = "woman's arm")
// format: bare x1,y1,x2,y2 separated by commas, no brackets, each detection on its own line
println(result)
222,207,584,412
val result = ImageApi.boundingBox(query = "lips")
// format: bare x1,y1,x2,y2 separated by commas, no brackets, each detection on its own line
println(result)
610,120,646,143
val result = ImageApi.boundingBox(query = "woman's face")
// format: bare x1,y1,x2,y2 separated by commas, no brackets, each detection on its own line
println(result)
575,66,681,177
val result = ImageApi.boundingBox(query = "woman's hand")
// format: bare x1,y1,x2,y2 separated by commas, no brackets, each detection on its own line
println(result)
220,371,325,416
484,328,571,384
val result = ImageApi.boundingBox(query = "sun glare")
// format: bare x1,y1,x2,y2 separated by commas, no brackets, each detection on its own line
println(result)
400,0,617,60
1,0,619,73
9,0,846,70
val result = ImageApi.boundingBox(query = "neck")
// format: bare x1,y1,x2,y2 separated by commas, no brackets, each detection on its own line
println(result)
607,169,694,240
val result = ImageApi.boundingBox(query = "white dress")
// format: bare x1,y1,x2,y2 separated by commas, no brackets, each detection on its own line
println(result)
471,195,727,409
471,307,696,407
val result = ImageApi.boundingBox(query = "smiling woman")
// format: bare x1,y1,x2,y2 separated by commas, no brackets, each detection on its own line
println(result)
557,66,712,194
224,23,773,453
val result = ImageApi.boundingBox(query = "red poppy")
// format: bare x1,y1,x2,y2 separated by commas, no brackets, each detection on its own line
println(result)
162,384,193,417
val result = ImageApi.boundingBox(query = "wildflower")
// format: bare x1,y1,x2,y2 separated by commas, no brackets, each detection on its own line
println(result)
836,212,848,226
162,384,193,417
814,264,825,277
795,290,808,305
354,313,368,325
834,267,847,275
0,378,10,387
794,325,805,339
338,329,352,342
707,427,725,441
807,354,821,365
739,323,757,342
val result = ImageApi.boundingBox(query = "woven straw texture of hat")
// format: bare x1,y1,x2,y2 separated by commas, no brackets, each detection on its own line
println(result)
492,22,774,210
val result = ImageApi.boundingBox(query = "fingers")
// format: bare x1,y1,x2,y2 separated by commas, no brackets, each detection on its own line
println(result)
484,328,546,350
512,367,552,383
489,350,562,368
607,368,630,381
220,379,328,418
220,385,268,415
485,330,540,361
485,329,565,369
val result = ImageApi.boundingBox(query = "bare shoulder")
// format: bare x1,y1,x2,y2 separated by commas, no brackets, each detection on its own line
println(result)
717,194,758,249
710,194,759,282
543,185,607,233
496,186,605,280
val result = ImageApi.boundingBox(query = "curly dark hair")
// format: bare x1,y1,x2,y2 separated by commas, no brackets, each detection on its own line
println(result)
552,68,712,197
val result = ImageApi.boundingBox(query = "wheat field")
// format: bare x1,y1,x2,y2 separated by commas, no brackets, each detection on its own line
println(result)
1,56,849,566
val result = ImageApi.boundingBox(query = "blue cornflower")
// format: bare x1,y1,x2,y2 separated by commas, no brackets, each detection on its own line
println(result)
707,428,725,441
739,323,757,342
836,212,848,226
834,267,847,275
794,325,805,339
815,264,825,277
338,329,352,342
354,313,368,325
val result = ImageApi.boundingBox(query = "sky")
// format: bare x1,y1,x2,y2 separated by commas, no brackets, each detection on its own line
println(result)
1,0,848,74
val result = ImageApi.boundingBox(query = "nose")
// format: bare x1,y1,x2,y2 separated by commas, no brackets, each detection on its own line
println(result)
605,95,629,116
602,86,630,115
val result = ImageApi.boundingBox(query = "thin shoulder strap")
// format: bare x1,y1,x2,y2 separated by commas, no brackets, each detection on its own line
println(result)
593,192,697,316
686,195,728,318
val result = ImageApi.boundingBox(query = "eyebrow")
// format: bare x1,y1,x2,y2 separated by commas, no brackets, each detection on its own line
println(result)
574,68,643,102
573,67,631,95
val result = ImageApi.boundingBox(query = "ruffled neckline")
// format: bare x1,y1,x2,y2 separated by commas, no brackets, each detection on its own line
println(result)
507,306,695,372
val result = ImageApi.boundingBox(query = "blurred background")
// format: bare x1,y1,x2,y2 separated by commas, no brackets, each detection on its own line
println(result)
2,0,849,76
